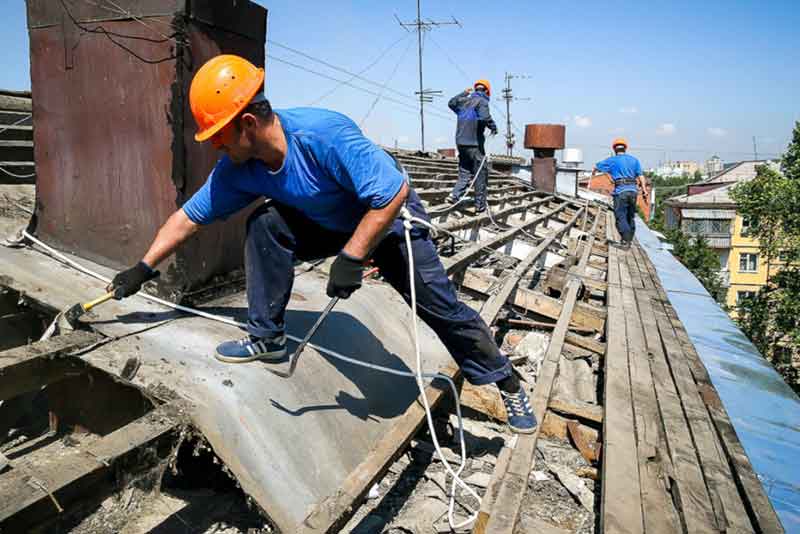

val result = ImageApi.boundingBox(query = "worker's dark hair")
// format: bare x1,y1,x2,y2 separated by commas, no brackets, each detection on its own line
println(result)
236,98,273,128
244,99,273,119
614,144,627,154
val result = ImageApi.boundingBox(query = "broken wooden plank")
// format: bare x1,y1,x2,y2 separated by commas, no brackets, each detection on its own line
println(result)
0,401,183,532
0,330,102,400
438,197,553,232
567,421,601,463
601,284,645,534
565,332,605,355
297,365,460,534
442,203,567,275
635,291,719,533
653,300,755,533
459,272,605,332
460,382,506,423
479,207,584,324
548,396,603,423
472,446,512,534
479,210,601,534
621,281,682,534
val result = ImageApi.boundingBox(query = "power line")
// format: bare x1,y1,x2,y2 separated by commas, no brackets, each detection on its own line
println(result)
266,53,453,122
269,39,416,106
360,38,415,127
308,34,410,106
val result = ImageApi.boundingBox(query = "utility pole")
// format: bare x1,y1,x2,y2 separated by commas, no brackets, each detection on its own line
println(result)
396,2,460,152
752,135,759,161
501,72,531,156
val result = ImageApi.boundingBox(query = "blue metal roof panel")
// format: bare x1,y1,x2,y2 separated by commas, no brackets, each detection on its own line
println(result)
636,219,800,531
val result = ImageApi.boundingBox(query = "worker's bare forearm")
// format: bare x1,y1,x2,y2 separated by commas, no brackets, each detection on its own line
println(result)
142,209,199,267
343,182,409,260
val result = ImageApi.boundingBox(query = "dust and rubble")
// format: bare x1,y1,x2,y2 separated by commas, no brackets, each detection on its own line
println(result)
338,326,600,534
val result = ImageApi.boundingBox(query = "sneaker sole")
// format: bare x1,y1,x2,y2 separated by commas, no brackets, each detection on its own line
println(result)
215,347,287,364
509,423,537,435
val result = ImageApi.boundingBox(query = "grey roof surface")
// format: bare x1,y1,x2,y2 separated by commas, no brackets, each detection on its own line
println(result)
0,240,453,531
637,220,800,531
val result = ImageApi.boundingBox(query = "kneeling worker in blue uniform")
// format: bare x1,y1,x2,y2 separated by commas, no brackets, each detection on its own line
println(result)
107,55,536,434
594,137,646,247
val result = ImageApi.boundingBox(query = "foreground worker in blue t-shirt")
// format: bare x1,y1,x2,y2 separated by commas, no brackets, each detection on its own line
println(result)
593,138,646,246
107,55,536,434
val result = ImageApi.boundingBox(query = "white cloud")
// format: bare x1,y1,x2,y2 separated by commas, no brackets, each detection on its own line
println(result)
574,115,592,128
657,123,676,135
707,127,727,137
619,106,639,114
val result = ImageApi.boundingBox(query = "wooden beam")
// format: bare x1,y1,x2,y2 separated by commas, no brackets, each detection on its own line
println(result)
442,203,566,274
0,331,102,400
601,284,645,534
548,396,602,424
477,209,601,534
0,401,182,532
439,198,553,232
478,208,584,325
634,287,718,532
619,272,682,533
297,366,460,534
459,272,605,332
417,184,527,201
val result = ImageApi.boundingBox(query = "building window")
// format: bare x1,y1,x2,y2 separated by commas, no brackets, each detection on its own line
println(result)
709,219,730,234
736,291,757,306
741,216,758,236
779,250,791,262
739,253,758,272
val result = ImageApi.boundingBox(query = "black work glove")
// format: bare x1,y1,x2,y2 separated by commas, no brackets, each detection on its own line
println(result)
108,261,160,299
327,252,364,299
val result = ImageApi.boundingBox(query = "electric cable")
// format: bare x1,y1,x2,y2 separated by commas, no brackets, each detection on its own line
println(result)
360,39,415,127
269,39,419,105
267,54,453,122
309,35,410,106
0,114,32,136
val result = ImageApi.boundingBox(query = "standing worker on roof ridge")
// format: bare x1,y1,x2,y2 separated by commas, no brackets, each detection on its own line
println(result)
593,137,646,248
445,80,498,213
107,54,537,435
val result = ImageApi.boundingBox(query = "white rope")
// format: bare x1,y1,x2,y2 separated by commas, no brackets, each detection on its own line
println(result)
0,166,36,180
21,228,480,528
401,207,481,528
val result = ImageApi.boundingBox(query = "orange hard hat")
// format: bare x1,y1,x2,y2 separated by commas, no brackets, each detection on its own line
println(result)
612,137,628,150
190,55,265,142
474,79,491,96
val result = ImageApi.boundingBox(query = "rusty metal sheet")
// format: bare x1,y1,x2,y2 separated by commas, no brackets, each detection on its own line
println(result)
28,2,266,301
524,124,566,150
27,0,265,40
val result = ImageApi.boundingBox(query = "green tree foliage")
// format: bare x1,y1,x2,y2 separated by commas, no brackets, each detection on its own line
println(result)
664,228,727,304
730,125,800,392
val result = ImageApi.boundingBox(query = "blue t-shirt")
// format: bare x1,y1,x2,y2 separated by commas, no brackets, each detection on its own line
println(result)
595,154,642,195
182,108,405,233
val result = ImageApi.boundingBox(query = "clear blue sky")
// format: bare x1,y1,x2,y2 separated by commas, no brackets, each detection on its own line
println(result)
2,0,798,168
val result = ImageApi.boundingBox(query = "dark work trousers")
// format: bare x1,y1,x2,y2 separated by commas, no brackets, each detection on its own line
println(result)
243,189,511,385
613,190,638,243
450,145,488,211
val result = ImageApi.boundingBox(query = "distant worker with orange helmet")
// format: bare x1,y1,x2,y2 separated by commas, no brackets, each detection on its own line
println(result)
593,138,645,247
445,79,498,213
106,55,537,434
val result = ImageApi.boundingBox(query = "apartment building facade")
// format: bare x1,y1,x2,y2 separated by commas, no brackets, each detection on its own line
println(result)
664,160,782,312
